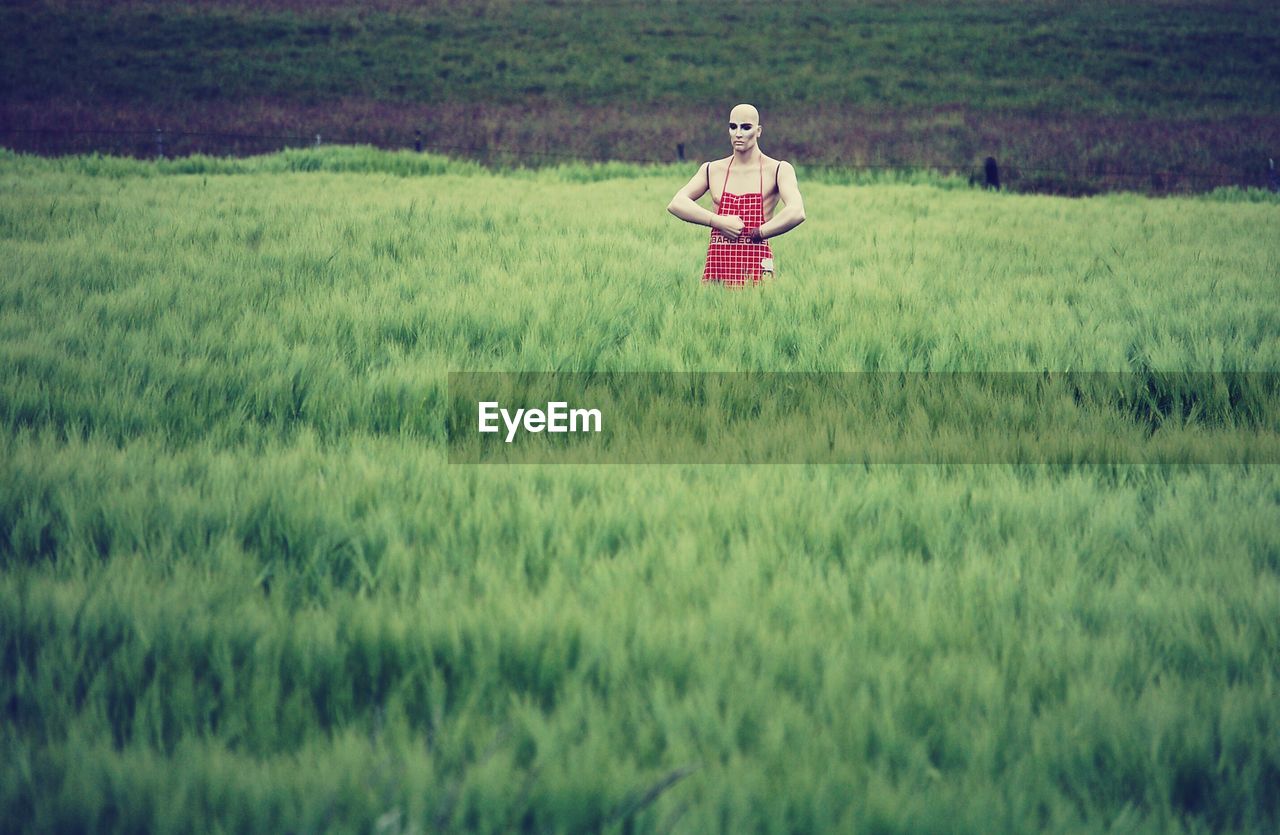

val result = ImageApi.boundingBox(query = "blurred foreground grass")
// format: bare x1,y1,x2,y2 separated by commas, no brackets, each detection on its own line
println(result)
1,149,1278,832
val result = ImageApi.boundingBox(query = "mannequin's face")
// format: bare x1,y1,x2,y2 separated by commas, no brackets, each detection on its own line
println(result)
728,105,761,153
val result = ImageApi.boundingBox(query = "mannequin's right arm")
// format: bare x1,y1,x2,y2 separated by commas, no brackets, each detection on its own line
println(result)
667,163,734,236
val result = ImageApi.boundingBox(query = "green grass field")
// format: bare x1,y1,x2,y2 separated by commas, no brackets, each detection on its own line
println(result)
2,148,1279,832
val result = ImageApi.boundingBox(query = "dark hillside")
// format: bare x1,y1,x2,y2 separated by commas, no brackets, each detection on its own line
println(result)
4,0,1278,192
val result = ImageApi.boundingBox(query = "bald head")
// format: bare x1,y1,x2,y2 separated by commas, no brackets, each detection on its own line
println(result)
730,103,760,125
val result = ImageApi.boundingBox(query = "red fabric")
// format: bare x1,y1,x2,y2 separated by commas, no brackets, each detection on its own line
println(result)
703,157,774,287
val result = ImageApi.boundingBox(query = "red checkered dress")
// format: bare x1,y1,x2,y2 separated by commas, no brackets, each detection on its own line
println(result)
703,157,774,287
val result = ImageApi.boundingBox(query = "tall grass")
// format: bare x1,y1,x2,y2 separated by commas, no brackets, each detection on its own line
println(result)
1,150,1278,832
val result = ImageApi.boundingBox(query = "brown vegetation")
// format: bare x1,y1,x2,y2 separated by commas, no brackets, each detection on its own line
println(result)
4,97,1276,194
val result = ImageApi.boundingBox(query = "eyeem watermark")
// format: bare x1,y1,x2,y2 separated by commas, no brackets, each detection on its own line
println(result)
478,401,602,443
449,372,1280,464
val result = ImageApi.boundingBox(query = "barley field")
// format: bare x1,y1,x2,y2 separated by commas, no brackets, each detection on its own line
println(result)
2,148,1279,833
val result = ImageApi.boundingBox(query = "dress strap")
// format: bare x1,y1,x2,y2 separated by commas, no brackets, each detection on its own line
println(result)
721,157,734,202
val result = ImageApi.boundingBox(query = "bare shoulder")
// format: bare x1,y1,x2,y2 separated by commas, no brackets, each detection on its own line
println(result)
761,154,791,175
762,156,793,192
775,159,801,186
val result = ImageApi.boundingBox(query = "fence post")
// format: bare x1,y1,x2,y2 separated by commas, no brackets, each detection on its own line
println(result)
984,156,1000,190
155,128,165,160
1270,158,1279,192
415,130,423,153
315,133,322,148
677,143,685,162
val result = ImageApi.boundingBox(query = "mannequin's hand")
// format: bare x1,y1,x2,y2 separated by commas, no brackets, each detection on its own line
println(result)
715,215,745,241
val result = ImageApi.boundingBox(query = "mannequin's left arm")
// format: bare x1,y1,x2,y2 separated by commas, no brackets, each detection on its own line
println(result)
758,162,806,240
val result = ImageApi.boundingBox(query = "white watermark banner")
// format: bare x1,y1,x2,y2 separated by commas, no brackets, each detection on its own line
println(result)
446,372,1280,465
